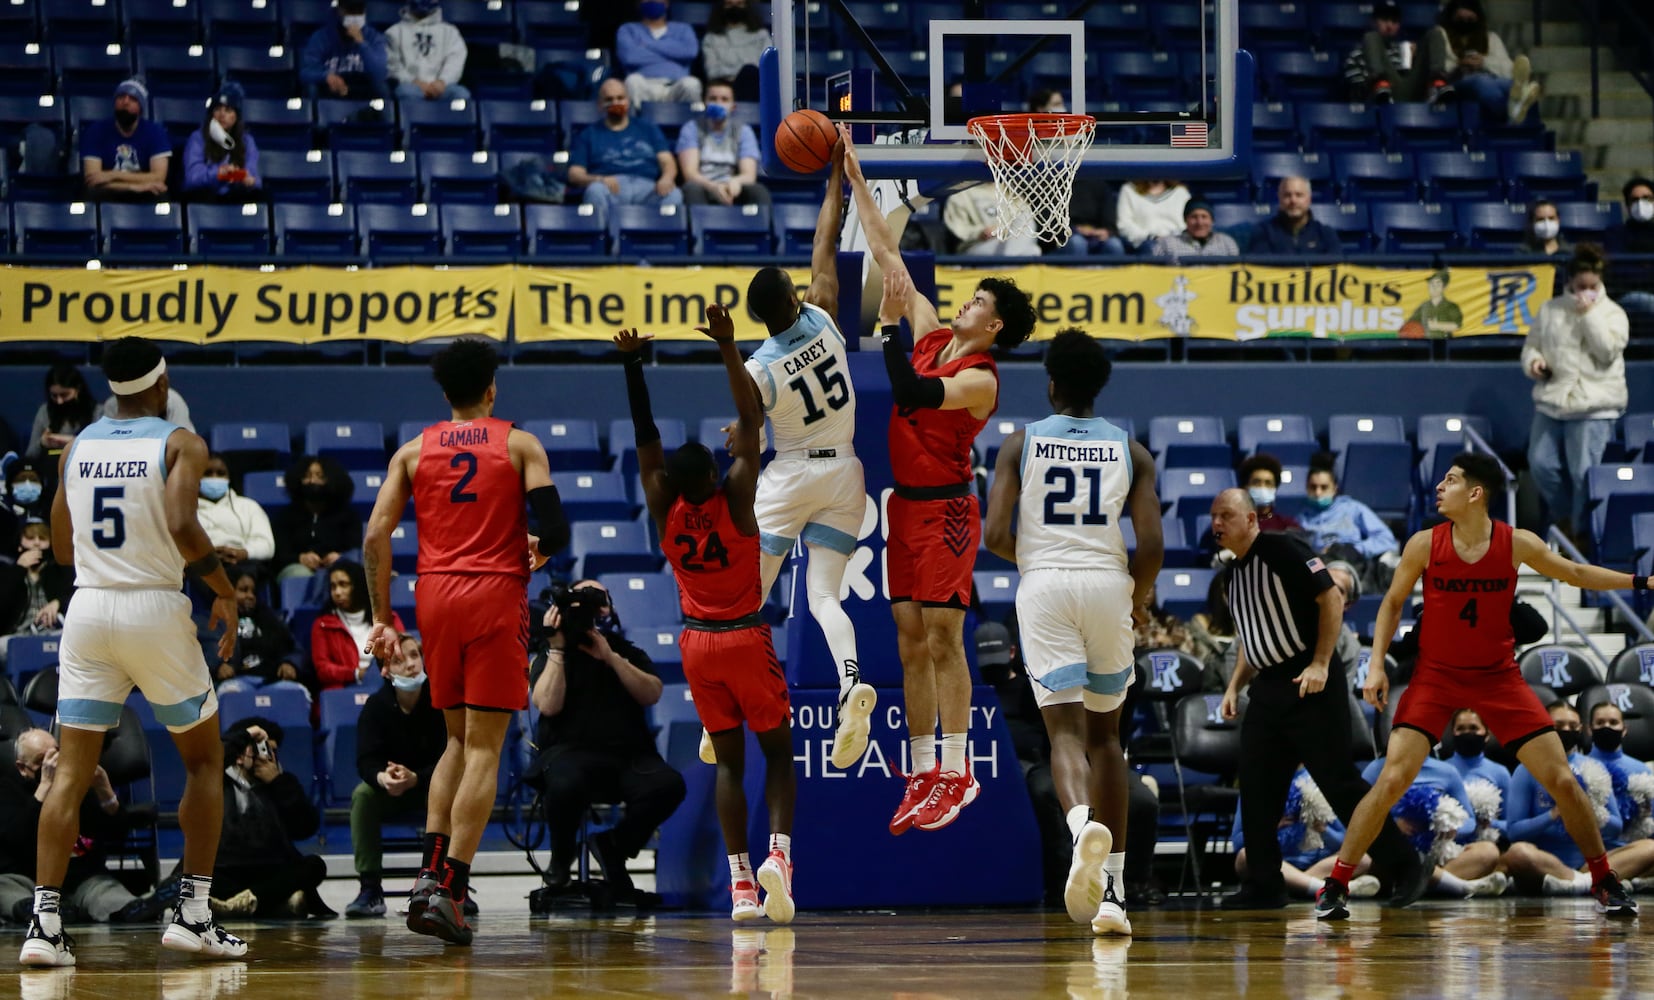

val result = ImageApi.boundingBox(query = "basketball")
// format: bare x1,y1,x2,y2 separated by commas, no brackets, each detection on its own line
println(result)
775,109,838,173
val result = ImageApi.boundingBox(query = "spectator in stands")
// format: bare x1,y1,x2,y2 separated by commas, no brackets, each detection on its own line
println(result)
346,634,447,918
0,520,72,667
1345,1,1436,104
616,0,703,108
214,569,308,694
4,462,48,525
98,384,191,429
700,0,771,100
944,183,1042,257
198,453,275,581
385,0,471,104
1430,0,1539,124
1298,456,1399,573
26,363,97,464
1150,198,1240,260
1522,243,1630,538
301,0,390,103
80,79,170,202
1115,179,1190,252
1248,177,1341,257
1616,177,1654,330
0,729,144,924
1443,708,1512,841
1023,91,1123,257
212,718,333,918
1239,453,1301,534
1131,584,1195,655
182,83,261,204
310,560,404,691
1520,200,1570,259
1586,701,1654,842
529,581,684,894
676,79,769,208
568,78,683,213
273,455,360,583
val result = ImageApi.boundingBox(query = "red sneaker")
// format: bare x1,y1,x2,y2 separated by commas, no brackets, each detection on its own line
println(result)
889,769,937,835
914,765,980,831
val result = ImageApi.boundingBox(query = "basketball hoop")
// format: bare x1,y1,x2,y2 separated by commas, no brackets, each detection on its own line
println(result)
966,113,1096,245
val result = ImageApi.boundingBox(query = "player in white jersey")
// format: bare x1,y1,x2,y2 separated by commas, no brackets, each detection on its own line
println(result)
984,329,1162,938
20,338,246,969
702,138,874,771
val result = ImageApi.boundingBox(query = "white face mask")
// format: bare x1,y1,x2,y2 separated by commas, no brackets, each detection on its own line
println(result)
1533,219,1560,240
208,118,235,150
342,14,367,28
1632,199,1654,223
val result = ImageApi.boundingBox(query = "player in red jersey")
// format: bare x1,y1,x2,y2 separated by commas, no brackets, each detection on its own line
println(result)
842,138,1037,835
1316,452,1644,920
615,306,797,924
361,339,570,945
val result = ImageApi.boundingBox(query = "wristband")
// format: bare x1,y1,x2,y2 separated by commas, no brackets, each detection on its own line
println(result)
185,552,222,580
1636,576,1649,592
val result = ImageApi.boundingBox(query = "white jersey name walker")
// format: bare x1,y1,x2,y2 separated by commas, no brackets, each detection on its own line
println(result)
65,416,186,590
1016,415,1133,574
745,302,856,455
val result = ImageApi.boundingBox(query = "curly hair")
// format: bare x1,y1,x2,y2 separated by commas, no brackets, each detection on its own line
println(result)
1043,327,1111,408
978,276,1035,350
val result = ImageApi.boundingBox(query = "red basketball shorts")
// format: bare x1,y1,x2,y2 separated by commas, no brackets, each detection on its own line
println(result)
680,624,789,734
415,572,530,712
886,493,980,608
1392,659,1556,746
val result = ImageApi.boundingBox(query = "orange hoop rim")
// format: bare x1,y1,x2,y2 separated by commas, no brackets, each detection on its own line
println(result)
966,112,1096,138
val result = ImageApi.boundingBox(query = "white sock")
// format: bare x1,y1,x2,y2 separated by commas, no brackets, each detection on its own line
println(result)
1542,871,1592,896
728,853,753,886
1065,805,1092,843
32,886,61,936
1103,851,1126,890
910,735,936,775
1433,871,1471,898
768,834,791,863
180,873,213,923
804,547,859,688
939,732,968,774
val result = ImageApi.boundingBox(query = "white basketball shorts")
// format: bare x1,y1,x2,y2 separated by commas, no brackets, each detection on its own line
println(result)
755,453,866,558
1014,568,1136,711
58,588,218,733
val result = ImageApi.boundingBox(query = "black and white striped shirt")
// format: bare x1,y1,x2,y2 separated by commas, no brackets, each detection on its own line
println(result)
1225,533,1337,673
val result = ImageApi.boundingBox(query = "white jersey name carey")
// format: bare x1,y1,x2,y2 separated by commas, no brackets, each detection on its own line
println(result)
64,416,186,590
744,302,856,454
1016,415,1133,574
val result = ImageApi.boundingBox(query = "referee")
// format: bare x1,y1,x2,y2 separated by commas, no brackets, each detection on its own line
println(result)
1208,489,1426,909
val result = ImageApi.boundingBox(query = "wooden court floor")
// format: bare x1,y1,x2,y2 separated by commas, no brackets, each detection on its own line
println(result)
11,899,1654,1000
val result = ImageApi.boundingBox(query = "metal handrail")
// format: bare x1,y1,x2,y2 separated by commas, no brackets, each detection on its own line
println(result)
1460,424,1518,527
1546,525,1654,643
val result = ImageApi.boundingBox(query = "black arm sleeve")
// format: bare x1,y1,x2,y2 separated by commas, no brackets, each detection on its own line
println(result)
882,325,946,409
623,355,661,448
529,484,570,556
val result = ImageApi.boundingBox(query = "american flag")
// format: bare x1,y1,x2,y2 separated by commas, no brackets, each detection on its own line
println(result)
1170,121,1209,147
1306,557,1327,573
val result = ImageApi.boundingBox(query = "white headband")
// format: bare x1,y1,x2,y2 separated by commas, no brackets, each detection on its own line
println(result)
107,358,166,396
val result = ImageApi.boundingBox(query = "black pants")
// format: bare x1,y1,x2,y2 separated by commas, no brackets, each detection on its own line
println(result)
1026,760,1161,904
213,856,328,918
537,748,686,868
1238,667,1413,896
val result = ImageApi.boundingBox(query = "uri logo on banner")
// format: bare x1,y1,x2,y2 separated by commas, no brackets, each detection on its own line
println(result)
1485,271,1539,332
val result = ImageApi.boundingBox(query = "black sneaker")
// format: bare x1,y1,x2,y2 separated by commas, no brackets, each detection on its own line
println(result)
404,870,440,932
414,888,473,946
18,919,76,967
160,905,248,958
1386,851,1432,910
1427,80,1454,106
1220,884,1290,910
1594,872,1640,919
1315,879,1350,921
1372,84,1395,106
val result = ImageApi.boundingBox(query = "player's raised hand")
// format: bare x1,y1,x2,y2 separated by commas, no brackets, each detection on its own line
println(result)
613,328,653,353
209,593,238,662
878,267,911,325
367,621,404,665
696,304,736,342
839,126,864,184
1362,667,1390,712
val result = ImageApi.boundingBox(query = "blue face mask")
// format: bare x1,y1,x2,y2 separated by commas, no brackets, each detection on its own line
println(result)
1308,494,1335,510
12,482,41,505
1248,486,1275,508
639,1,668,18
391,671,426,692
704,102,729,123
200,477,230,501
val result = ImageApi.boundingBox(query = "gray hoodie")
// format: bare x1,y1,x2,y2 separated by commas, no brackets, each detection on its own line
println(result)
385,6,468,88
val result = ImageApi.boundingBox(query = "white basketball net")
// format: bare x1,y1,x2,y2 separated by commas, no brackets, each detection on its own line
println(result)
967,115,1096,245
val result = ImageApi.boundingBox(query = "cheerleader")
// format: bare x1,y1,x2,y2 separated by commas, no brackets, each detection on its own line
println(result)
1444,708,1512,843
1232,766,1381,900
1361,755,1508,897
1585,701,1654,887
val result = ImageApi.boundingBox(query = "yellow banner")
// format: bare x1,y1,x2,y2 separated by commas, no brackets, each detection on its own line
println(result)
0,265,513,345
513,265,766,342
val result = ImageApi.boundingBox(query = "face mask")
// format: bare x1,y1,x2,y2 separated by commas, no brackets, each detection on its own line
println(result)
1533,219,1559,240
1452,732,1487,758
1248,486,1276,508
114,109,139,130
1575,286,1601,307
605,104,627,122
199,477,230,501
1592,727,1624,752
1556,729,1583,753
704,102,729,123
12,482,42,505
208,118,235,151
391,671,426,692
1632,199,1654,223
1308,494,1334,510
301,483,328,502
342,14,367,28
639,1,668,18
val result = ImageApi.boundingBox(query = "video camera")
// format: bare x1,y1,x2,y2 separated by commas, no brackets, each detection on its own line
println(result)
549,583,606,638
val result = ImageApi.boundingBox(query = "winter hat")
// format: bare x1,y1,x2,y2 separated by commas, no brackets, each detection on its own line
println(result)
114,78,149,116
210,81,245,114
1183,197,1214,218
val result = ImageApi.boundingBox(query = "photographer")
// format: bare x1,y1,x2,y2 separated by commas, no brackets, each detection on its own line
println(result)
210,718,332,919
529,580,685,894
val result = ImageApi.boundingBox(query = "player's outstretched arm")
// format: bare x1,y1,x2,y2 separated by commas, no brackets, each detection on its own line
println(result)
1365,530,1432,709
1513,528,1648,593
164,429,238,660
842,133,941,334
511,428,569,563
363,441,415,661
616,328,672,538
877,268,993,413
1126,440,1164,624
984,430,1024,565
802,139,845,314
700,304,762,535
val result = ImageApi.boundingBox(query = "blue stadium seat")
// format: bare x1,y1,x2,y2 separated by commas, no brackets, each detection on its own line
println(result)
419,151,499,204
1416,150,1504,202
209,421,291,468
444,0,514,45
273,202,357,256
441,203,523,257
202,0,282,47
233,97,315,152
525,204,607,256
608,417,687,480
390,574,418,629
389,520,418,573
52,43,132,98
1213,202,1273,239
598,571,680,630
1378,103,1462,150
1237,414,1317,463
974,568,1019,620
43,0,119,45
318,686,376,803
558,471,633,521
1555,201,1623,244
0,45,55,97
1103,51,1182,100
479,99,560,153
400,96,479,153
336,150,419,205
612,204,690,257
135,44,218,100
0,1,40,45
1503,150,1592,202
1249,101,1299,151
1455,201,1530,250
344,469,385,519
1624,413,1654,463
305,420,386,470
126,0,203,45
571,521,658,578
1416,414,1491,457
522,418,603,470
151,96,210,147
99,202,184,257
1296,101,1380,151
5,634,58,687
1336,442,1415,521
218,687,316,795
125,694,187,808
317,97,397,152
516,3,585,48
214,43,297,99
1328,414,1407,457
1590,465,1654,566
556,98,604,144
976,415,1034,466
15,201,98,257
1148,416,1230,467
1370,202,1455,252
358,203,444,258
283,0,337,46
1258,50,1338,100
1334,152,1417,202
689,203,772,256
1309,4,1373,51
397,421,426,446
242,470,288,512
1308,202,1375,253
1156,568,1217,620
640,101,694,144
1149,4,1204,48
1252,151,1334,200
187,202,272,256
1160,467,1237,527
771,203,820,255
260,149,335,204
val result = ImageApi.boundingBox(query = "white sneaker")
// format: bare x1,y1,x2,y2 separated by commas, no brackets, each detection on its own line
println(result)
1508,81,1541,124
1064,821,1113,924
1348,875,1382,899
757,851,795,925
1090,874,1132,936
17,920,74,968
730,882,761,921
162,906,249,959
699,728,717,765
829,683,877,769
1465,872,1510,898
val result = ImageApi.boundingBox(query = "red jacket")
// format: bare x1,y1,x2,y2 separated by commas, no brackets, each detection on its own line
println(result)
310,609,406,689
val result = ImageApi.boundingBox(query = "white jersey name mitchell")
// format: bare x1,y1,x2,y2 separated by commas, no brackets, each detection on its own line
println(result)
744,302,856,454
1016,415,1133,574
65,416,186,590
